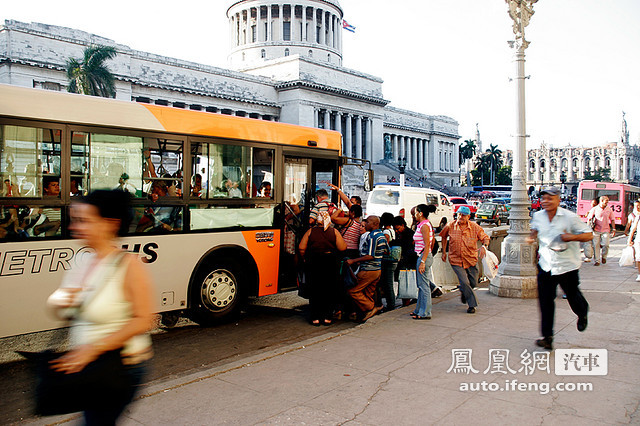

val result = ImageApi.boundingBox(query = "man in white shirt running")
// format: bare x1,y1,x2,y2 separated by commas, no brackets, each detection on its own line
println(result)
526,186,592,350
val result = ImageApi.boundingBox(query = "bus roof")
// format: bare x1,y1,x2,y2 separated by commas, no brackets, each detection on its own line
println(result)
0,84,341,151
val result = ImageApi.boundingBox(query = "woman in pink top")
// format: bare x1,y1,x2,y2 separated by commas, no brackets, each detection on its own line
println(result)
411,204,436,319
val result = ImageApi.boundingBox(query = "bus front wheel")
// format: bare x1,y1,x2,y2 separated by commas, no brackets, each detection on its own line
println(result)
189,258,244,325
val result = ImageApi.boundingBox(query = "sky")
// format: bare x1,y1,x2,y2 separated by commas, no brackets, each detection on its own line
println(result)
3,0,639,152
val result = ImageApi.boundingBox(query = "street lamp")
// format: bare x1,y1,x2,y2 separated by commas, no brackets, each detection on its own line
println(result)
492,0,539,299
540,166,545,187
560,169,567,198
398,157,407,187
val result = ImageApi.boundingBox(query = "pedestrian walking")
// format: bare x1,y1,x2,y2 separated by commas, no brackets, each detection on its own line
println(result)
585,195,616,265
345,215,389,322
526,186,592,350
299,211,346,326
439,205,489,314
378,212,398,311
410,204,436,320
582,199,598,262
44,189,155,424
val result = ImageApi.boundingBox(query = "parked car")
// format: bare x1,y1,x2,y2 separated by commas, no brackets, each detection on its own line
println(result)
476,202,509,226
449,196,477,218
491,197,512,210
365,185,454,231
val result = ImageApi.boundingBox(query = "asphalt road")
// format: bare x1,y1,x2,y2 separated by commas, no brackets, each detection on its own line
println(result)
0,291,358,425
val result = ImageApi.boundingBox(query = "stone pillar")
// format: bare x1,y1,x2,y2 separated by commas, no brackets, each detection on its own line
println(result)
278,4,283,41
323,109,330,130
313,108,318,128
319,9,325,45
245,8,251,44
493,1,539,299
392,135,398,162
344,114,353,158
335,112,343,150
355,116,362,159
267,5,272,41
329,14,334,47
408,138,414,170
365,118,372,161
302,6,307,41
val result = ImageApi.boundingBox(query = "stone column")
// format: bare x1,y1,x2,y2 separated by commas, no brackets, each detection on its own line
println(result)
278,4,283,41
313,108,318,128
302,6,307,41
323,109,330,130
335,112,342,148
493,0,539,299
267,5,272,41
365,118,372,161
245,8,251,44
344,114,353,158
329,14,334,47
355,116,362,159
409,138,415,170
392,135,398,163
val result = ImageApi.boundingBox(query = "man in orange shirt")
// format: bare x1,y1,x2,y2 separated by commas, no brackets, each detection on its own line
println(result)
440,206,490,314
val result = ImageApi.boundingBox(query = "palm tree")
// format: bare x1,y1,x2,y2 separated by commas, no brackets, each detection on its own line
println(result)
486,144,503,185
474,153,491,186
66,45,117,97
459,139,476,186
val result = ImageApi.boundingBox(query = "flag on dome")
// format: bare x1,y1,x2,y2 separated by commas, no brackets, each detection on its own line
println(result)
342,19,356,33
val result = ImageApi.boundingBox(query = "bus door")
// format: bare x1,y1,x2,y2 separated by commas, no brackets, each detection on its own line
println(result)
281,157,311,290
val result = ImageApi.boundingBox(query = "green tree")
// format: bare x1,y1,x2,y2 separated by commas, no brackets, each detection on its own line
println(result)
459,139,476,163
486,144,503,186
496,166,513,185
66,45,117,97
584,167,611,182
472,154,491,186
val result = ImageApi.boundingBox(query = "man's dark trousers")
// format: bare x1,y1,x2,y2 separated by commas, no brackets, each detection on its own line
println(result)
537,266,589,338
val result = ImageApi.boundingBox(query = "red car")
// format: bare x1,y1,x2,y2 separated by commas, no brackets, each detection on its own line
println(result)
449,197,477,218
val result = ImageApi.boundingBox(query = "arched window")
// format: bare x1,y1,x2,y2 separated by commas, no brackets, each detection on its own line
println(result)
327,53,331,62
261,49,266,59
284,48,290,57
308,49,313,57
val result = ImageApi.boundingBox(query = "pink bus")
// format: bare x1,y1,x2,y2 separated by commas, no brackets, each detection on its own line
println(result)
577,181,640,227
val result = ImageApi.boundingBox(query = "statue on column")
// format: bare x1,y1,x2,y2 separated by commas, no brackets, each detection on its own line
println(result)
506,0,538,49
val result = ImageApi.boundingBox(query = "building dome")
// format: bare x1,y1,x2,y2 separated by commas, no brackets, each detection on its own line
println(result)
227,0,344,68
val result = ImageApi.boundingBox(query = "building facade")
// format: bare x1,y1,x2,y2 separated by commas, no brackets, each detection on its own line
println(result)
523,114,639,194
0,0,461,195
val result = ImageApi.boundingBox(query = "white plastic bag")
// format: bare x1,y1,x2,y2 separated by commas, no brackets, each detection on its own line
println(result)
619,246,635,267
397,269,418,299
481,248,499,279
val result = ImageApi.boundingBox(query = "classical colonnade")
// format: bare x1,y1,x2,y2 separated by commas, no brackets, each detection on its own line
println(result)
383,133,456,172
229,3,342,51
313,108,373,161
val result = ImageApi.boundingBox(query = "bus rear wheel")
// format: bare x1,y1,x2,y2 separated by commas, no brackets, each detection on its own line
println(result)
189,258,244,325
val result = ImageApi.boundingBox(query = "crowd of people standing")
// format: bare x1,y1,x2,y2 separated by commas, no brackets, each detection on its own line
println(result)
297,186,489,326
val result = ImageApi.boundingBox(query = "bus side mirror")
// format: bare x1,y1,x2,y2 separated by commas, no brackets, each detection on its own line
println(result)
364,169,374,191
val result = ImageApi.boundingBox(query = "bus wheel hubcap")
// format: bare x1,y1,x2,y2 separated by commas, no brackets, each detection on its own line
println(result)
201,269,236,311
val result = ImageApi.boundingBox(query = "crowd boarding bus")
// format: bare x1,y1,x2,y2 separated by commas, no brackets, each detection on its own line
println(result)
576,181,640,227
0,84,353,338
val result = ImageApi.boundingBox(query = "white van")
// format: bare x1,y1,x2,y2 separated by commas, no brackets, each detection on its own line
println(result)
365,185,454,231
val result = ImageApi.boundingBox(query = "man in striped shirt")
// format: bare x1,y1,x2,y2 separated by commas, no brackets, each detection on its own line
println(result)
440,206,489,314
346,215,389,322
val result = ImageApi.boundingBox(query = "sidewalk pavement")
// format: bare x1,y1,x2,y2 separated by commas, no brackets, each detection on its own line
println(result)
34,237,640,425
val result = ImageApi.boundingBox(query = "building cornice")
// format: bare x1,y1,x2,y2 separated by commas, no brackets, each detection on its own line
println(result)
383,122,460,140
275,80,389,106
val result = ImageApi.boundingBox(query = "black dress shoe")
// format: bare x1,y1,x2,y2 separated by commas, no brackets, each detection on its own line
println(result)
431,288,443,298
577,315,588,332
535,337,553,350
466,307,476,314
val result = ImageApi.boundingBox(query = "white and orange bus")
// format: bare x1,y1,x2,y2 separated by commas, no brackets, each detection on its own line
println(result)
0,84,353,338
576,181,640,227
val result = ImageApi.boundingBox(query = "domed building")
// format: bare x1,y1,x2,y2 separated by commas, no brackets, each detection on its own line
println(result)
0,0,461,194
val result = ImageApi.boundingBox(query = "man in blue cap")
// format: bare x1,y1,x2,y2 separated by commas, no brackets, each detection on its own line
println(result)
440,205,490,314
527,186,592,350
